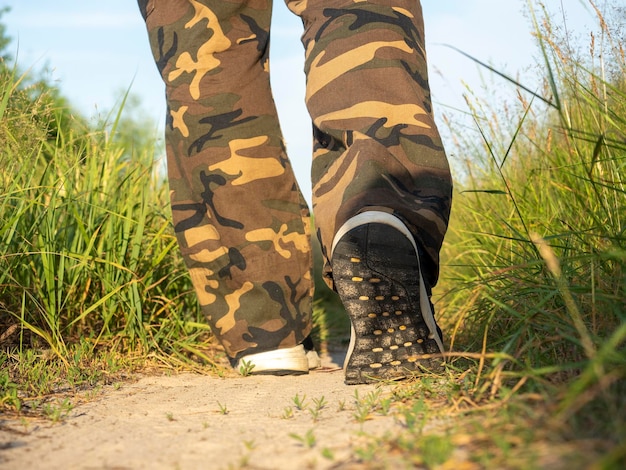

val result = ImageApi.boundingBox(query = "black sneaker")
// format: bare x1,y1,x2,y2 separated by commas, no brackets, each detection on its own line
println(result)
331,211,445,385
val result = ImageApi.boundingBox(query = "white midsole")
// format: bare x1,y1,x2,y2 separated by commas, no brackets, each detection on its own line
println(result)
236,344,309,373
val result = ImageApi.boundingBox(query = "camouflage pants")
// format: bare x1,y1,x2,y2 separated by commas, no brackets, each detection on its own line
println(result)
138,0,452,361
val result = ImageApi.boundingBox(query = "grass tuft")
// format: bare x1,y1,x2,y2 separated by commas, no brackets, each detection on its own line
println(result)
432,0,625,465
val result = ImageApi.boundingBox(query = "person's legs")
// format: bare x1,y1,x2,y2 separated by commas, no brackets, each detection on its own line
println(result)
287,0,452,383
139,0,316,372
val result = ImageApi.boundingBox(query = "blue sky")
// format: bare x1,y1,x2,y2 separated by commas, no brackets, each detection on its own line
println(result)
3,0,595,200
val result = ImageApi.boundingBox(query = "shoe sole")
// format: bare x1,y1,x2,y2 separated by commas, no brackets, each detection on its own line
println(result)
332,213,444,385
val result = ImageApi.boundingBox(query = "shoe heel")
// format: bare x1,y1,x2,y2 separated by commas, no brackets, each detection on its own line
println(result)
331,212,444,384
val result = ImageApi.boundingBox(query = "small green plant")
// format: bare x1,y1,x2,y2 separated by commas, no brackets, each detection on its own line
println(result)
238,360,255,377
399,399,428,433
308,407,321,422
378,397,392,416
83,387,102,401
281,406,294,419
217,401,229,415
311,396,327,410
353,405,370,424
420,434,454,468
321,447,334,460
292,393,307,410
165,412,175,421
353,389,385,423
243,440,256,451
354,442,377,462
42,398,73,423
359,389,381,407
289,429,316,448
308,396,327,421
0,365,22,412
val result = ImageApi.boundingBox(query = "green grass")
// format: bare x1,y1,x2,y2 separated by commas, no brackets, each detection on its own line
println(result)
0,60,223,414
0,338,140,419
402,0,624,466
0,66,214,353
1,1,625,468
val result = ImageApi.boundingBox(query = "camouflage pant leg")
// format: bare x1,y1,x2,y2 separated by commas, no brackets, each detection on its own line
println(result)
286,0,453,289
138,0,313,361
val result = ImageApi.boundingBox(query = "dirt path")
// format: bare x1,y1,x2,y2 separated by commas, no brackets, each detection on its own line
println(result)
0,352,418,469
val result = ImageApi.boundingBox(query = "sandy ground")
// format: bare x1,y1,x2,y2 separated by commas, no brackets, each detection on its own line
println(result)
0,352,418,470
